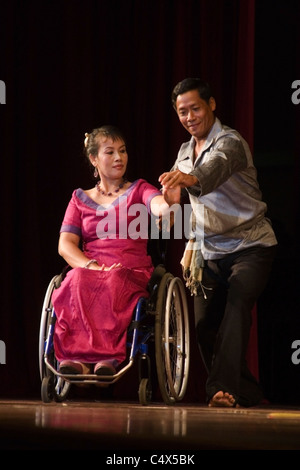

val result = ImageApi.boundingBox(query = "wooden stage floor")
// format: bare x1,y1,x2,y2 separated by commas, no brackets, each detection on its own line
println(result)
1,398,300,452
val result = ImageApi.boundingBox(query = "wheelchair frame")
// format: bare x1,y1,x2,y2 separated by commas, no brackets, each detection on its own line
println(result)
39,264,190,405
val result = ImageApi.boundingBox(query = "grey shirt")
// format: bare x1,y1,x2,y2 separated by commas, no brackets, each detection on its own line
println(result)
172,118,277,259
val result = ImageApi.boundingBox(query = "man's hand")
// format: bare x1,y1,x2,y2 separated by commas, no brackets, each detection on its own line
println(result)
159,170,198,189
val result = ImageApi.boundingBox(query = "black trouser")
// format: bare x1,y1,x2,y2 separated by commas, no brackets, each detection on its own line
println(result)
194,245,277,407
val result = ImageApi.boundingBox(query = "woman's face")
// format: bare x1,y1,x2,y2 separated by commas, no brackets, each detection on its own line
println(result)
93,137,128,180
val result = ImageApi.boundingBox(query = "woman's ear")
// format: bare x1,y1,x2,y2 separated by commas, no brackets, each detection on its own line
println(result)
89,154,96,167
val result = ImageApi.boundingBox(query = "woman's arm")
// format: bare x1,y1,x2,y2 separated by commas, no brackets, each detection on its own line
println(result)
58,232,95,268
150,185,181,217
58,232,121,271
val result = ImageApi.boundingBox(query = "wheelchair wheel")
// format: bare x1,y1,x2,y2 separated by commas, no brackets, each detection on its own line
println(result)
39,275,59,380
41,374,71,403
155,273,190,405
39,275,71,403
138,378,152,406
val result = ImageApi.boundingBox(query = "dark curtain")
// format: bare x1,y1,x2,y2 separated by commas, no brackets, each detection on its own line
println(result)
0,0,298,402
253,0,300,405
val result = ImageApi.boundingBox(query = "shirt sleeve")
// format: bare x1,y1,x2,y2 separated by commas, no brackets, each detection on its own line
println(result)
60,190,82,237
190,135,248,196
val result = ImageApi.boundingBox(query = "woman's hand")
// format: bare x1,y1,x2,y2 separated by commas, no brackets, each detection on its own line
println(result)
87,262,122,271
161,185,181,206
97,263,122,271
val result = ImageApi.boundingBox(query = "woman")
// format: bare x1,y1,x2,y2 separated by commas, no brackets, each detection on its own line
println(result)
52,125,180,376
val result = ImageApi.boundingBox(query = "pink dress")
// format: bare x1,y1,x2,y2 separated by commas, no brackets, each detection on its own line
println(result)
52,179,161,365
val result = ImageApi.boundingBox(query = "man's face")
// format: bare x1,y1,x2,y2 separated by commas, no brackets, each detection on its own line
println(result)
176,89,216,141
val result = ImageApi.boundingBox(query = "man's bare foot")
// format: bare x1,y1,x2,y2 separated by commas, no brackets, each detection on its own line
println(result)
208,391,237,407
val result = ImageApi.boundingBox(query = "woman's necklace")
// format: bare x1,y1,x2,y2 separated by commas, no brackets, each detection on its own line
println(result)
96,178,127,196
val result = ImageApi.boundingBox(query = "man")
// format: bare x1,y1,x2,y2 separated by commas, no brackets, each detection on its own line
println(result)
159,78,277,407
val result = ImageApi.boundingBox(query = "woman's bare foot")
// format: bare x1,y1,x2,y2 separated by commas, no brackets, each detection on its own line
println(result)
208,391,237,407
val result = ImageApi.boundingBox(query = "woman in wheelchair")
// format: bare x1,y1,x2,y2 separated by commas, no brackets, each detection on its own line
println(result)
52,125,180,377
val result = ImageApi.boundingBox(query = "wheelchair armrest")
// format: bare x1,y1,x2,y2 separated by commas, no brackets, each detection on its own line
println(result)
53,265,71,289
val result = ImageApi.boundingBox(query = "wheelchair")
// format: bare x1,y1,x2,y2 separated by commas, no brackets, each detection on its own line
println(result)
39,259,190,406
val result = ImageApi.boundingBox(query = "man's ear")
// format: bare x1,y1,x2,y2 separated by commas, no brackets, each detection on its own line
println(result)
209,97,216,112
